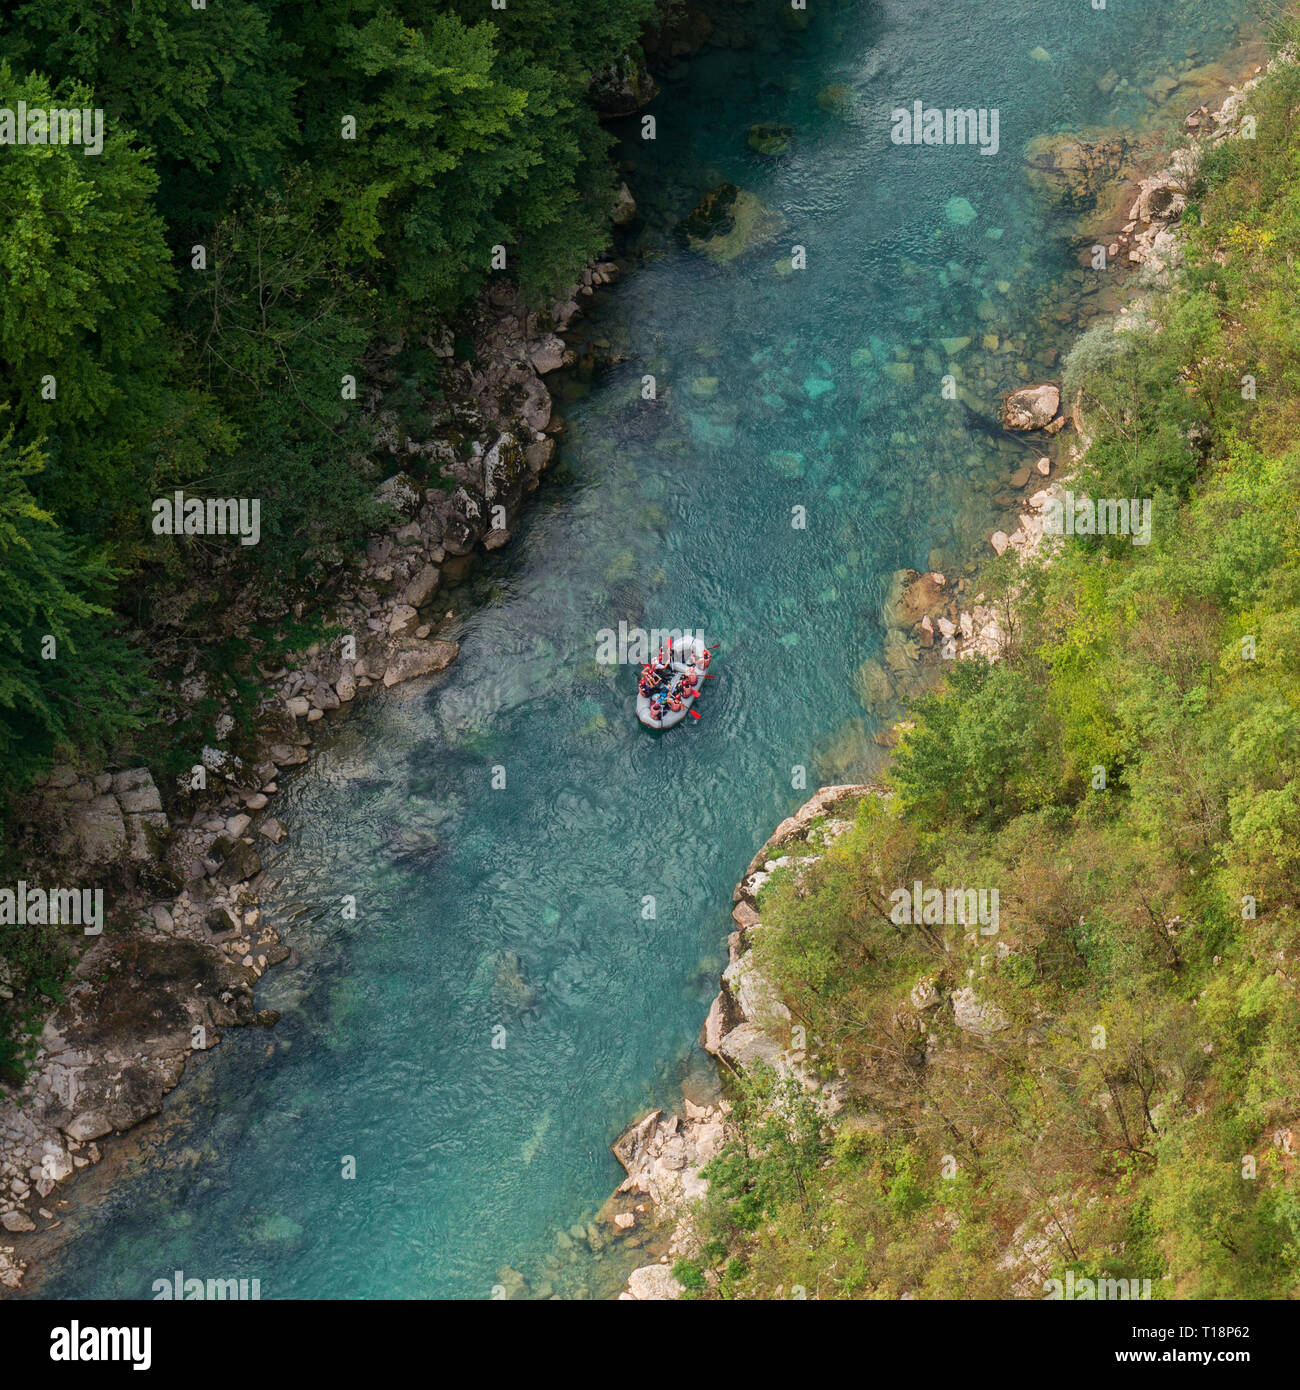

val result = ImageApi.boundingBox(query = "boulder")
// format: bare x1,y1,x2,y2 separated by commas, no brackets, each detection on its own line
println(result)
723,950,790,1028
952,985,1010,1036
589,54,658,118
402,564,441,609
625,1265,682,1301
374,472,423,519
216,840,262,886
388,605,419,637
66,795,128,866
267,744,308,768
1003,384,1060,430
611,182,637,227
112,769,162,815
718,1021,788,1072
308,682,340,711
382,640,460,688
259,818,287,845
883,568,947,630
529,336,568,374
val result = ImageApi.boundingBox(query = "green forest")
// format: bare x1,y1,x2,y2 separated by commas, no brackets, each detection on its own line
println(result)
678,40,1300,1299
0,0,656,815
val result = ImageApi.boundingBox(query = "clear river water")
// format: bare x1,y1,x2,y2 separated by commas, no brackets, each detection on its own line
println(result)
40,0,1256,1299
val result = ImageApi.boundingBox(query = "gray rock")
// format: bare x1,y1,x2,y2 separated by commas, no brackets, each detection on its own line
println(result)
1003,383,1060,431
402,564,440,609
530,336,568,373
388,605,418,637
952,985,1010,1036
374,472,422,518
67,795,127,865
611,182,637,226
65,1112,112,1143
259,818,287,845
216,840,262,886
113,769,162,814
382,640,459,688
625,1264,682,1300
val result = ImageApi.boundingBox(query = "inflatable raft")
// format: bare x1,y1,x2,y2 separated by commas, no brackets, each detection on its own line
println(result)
636,635,710,730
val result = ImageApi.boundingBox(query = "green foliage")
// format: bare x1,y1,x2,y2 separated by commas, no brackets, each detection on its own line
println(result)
0,431,150,810
892,658,1053,828
0,0,653,816
0,0,298,225
0,63,184,541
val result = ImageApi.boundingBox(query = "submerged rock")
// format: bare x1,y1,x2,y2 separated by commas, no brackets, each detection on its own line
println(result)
1023,129,1133,213
681,185,784,263
381,639,460,688
748,123,793,156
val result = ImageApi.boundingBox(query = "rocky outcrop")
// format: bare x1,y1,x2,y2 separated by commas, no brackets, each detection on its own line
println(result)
10,768,170,889
612,785,871,1297
589,53,659,118
612,1104,728,1215
0,759,291,1252
621,1263,685,1301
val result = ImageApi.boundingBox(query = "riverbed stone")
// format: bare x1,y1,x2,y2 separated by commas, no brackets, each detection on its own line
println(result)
382,640,460,688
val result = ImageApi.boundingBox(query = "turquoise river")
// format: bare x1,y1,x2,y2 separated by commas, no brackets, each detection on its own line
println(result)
40,0,1258,1299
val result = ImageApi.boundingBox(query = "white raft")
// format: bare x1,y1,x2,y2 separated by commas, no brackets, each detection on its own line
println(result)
636,635,708,730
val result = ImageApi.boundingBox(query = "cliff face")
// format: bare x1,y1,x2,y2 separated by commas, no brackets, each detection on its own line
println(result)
613,785,873,1299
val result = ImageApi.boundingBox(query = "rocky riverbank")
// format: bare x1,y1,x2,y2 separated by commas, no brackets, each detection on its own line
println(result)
612,784,869,1299
0,234,641,1298
858,50,1276,716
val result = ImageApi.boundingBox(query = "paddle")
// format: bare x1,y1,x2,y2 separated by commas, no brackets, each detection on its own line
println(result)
689,709,701,720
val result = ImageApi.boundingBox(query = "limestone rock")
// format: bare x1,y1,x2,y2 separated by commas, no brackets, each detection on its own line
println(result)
402,563,441,609
382,640,460,688
625,1265,682,1300
1002,383,1060,430
952,985,1010,1036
